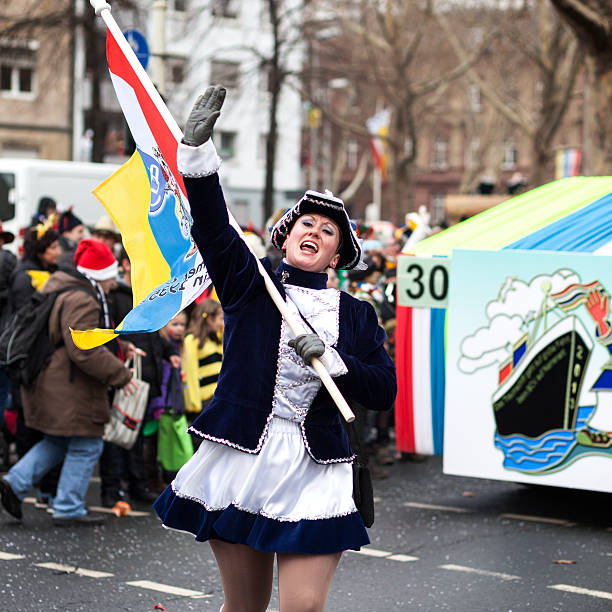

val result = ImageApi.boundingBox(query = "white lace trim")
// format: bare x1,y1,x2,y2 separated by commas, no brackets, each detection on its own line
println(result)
171,480,225,512
170,482,358,522
300,420,355,465
177,139,221,177
188,410,274,454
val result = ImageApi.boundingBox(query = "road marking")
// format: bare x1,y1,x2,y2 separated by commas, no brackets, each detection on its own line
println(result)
22,497,150,517
35,562,114,578
548,584,612,601
125,580,210,598
7,553,214,600
350,547,392,558
88,505,151,517
348,548,418,562
0,551,25,560
500,513,576,527
439,564,521,581
404,502,472,513
387,554,419,562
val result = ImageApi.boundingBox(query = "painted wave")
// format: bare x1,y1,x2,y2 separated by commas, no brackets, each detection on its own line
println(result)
493,405,595,473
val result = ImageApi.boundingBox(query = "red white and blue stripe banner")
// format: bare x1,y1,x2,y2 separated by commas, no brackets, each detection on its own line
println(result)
555,148,581,179
395,305,445,455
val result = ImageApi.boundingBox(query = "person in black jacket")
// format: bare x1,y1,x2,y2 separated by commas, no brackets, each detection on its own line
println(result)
0,221,16,472
8,225,62,506
0,220,16,328
11,226,60,313
10,226,61,454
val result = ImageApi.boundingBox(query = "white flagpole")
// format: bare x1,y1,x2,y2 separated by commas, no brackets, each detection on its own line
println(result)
372,166,382,217
89,1,355,422
91,1,181,141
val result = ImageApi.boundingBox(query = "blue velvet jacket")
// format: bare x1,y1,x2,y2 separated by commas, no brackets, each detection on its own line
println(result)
185,173,397,463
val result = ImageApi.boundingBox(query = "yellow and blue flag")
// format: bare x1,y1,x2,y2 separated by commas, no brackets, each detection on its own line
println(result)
71,21,211,350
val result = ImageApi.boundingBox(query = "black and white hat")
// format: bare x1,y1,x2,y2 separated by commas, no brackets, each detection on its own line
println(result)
270,190,366,270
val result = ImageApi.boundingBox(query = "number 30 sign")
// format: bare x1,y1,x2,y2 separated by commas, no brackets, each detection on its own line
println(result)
397,255,450,308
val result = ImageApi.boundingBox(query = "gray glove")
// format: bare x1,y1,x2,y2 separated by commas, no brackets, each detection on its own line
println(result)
288,334,325,365
182,84,226,147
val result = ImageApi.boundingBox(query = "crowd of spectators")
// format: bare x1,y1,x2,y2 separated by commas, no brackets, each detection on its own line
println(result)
0,195,427,524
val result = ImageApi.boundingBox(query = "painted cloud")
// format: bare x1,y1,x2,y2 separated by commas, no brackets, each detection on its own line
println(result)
459,269,580,374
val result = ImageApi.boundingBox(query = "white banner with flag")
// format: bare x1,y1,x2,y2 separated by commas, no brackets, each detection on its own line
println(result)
366,109,391,182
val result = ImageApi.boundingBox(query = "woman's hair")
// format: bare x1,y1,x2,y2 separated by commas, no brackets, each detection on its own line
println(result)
37,196,56,218
22,226,59,264
187,299,222,349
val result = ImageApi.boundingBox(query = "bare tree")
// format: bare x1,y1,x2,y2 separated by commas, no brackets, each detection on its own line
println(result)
262,0,286,221
458,101,505,194
181,1,308,222
435,0,583,187
302,1,496,223
549,0,612,175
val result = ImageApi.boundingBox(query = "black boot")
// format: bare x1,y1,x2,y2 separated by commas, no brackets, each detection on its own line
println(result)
100,492,121,508
0,478,22,520
129,485,158,503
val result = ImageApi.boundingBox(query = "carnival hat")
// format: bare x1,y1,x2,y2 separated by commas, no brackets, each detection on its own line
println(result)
58,209,84,234
347,255,380,282
270,190,366,270
74,238,118,281
89,214,120,239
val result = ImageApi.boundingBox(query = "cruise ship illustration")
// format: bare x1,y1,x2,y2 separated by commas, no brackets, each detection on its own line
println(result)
490,279,612,473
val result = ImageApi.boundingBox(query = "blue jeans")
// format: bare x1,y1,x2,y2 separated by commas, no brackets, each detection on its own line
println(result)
5,434,104,518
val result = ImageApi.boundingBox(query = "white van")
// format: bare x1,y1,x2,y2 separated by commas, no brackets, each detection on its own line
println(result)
0,158,120,252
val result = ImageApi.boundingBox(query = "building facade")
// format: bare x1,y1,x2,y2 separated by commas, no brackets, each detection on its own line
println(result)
1,0,305,232
302,2,586,227
159,0,305,229
2,1,585,231
0,0,73,160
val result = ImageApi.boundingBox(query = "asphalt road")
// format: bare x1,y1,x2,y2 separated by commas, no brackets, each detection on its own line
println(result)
1,455,611,611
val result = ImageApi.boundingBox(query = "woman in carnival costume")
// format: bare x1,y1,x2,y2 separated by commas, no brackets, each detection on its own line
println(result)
154,86,396,612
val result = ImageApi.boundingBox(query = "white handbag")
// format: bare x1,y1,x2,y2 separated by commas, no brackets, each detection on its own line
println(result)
103,353,150,450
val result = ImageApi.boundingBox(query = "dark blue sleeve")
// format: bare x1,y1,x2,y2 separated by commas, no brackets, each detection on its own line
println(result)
184,174,264,313
335,295,397,412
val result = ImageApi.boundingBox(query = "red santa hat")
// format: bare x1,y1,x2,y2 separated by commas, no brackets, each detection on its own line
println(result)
73,238,118,281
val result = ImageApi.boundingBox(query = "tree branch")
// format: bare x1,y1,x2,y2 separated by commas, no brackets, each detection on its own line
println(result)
434,9,536,134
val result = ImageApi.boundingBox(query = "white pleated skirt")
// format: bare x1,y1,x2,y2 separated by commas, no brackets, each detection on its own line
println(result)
176,416,356,519
154,416,370,553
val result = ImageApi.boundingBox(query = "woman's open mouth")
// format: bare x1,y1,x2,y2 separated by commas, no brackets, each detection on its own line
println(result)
300,240,318,254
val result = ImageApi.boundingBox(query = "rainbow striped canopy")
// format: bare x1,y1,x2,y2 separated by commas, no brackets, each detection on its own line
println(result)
396,177,612,455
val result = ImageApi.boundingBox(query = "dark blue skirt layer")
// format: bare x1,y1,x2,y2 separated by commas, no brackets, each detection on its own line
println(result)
153,486,370,554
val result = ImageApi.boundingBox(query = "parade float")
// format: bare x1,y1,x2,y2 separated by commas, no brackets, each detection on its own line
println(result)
395,176,612,493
